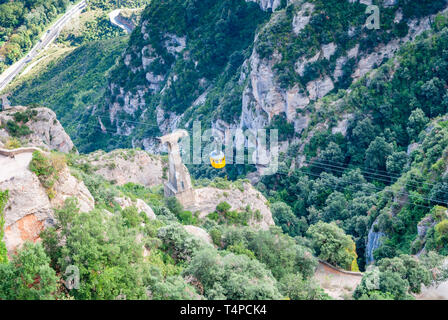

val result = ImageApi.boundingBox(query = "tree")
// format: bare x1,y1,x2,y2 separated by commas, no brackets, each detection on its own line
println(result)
434,220,448,248
420,77,446,117
0,242,60,300
183,248,282,300
221,226,317,280
321,191,348,222
271,201,307,237
151,275,203,300
164,196,184,217
355,253,436,300
364,136,393,172
43,200,151,300
407,108,428,142
216,201,231,214
307,221,358,270
349,117,377,151
319,141,344,164
379,270,409,300
278,273,330,300
377,254,431,294
157,223,207,262
386,151,408,176
246,228,317,280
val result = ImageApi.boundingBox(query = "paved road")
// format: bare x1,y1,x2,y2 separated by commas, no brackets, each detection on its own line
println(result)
108,9,134,34
0,0,87,92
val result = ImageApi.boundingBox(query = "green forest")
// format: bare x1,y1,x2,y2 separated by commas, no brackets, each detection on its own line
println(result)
2,0,448,301
0,0,78,73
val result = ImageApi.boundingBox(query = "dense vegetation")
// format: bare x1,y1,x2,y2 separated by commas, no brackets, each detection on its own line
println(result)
0,152,332,300
258,14,448,285
4,0,448,300
0,190,8,264
57,0,150,46
9,37,128,152
0,0,78,73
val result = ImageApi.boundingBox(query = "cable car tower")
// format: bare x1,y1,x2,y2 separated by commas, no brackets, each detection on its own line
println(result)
159,130,196,206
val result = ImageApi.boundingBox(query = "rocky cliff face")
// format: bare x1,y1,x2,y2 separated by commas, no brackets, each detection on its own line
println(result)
81,149,165,187
185,182,274,230
240,1,444,135
0,106,75,153
93,0,448,162
115,196,156,220
248,0,282,11
0,150,94,254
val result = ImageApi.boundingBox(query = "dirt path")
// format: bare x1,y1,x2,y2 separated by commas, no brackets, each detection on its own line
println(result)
416,282,448,300
0,152,33,182
109,9,133,34
313,261,363,300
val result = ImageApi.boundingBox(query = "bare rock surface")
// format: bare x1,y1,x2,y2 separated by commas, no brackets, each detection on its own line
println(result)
185,182,274,230
0,150,93,254
0,106,75,153
51,166,94,213
248,0,281,11
183,225,213,245
115,196,156,220
85,149,164,187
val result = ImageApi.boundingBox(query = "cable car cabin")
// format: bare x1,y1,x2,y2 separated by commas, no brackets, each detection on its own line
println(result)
210,150,226,169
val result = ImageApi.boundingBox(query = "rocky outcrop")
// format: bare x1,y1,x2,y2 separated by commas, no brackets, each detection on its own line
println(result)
0,149,93,254
352,15,434,80
365,219,385,265
332,113,354,137
51,166,95,213
241,1,445,141
1,152,52,253
0,106,75,153
241,47,307,131
114,196,156,220
184,182,274,230
183,225,213,245
248,0,282,11
292,3,314,34
84,149,164,187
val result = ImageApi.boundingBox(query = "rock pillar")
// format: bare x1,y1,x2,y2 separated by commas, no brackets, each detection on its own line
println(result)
159,130,195,206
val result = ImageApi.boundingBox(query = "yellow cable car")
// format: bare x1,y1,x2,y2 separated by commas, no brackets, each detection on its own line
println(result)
210,150,226,169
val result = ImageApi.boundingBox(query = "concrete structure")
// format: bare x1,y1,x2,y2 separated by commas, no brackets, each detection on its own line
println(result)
159,130,196,206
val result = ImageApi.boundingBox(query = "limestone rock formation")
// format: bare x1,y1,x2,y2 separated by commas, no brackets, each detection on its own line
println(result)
248,0,282,11
83,149,164,187
115,196,156,220
51,166,95,213
0,149,93,254
185,182,274,230
183,225,213,245
0,106,75,153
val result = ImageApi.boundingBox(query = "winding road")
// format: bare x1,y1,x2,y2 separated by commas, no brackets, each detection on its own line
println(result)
108,9,134,34
0,0,87,92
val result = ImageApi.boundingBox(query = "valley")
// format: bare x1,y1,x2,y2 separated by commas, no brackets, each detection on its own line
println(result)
1,0,448,301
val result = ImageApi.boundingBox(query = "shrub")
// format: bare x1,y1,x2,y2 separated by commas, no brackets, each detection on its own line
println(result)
4,137,21,149
29,151,66,199
307,221,358,271
5,120,32,137
0,190,9,264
